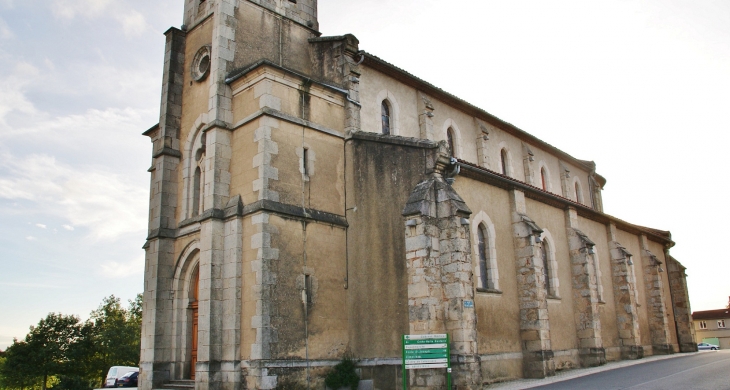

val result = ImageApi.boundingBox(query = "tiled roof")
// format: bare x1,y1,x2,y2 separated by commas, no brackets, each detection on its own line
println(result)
692,309,730,320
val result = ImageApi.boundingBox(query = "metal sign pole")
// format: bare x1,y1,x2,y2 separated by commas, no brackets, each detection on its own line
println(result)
402,335,407,390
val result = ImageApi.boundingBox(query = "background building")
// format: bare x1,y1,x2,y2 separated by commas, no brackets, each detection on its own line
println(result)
140,1,695,389
692,298,730,350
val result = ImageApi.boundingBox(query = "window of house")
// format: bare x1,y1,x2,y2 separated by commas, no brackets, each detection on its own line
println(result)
447,127,456,157
541,168,548,191
699,321,707,329
193,167,201,216
381,100,391,135
719,320,726,328
500,148,508,176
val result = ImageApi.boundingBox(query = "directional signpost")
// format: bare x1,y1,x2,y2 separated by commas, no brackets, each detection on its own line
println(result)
402,334,451,389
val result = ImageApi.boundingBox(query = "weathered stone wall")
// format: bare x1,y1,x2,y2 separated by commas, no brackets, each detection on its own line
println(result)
345,133,435,359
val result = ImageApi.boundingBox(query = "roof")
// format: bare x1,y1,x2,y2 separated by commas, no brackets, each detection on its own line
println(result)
361,51,607,186
692,309,730,320
456,158,674,246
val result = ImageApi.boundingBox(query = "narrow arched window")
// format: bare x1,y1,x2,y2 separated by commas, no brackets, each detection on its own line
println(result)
381,100,391,135
192,167,201,217
575,182,583,204
477,224,491,289
541,240,552,295
500,148,508,176
447,127,456,157
541,168,548,191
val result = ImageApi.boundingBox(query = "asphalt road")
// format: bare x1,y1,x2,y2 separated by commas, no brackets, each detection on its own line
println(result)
532,350,730,390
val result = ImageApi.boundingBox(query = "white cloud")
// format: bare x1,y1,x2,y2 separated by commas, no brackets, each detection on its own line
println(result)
50,0,112,20
0,16,13,40
62,224,74,231
0,153,148,241
117,9,149,37
25,236,36,241
50,0,149,38
99,255,144,278
35,223,47,229
0,62,40,127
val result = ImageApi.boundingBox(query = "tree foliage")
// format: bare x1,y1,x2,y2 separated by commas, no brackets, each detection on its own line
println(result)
0,294,143,390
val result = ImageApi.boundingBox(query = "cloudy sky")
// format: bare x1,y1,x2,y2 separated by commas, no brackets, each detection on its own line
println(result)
0,0,728,349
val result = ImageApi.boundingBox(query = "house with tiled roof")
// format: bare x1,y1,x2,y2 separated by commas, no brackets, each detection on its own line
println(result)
693,297,730,349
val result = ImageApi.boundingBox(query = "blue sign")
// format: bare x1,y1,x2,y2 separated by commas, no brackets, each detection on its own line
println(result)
464,300,474,308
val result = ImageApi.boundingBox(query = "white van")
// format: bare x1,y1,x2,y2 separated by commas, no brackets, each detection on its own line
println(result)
105,366,139,388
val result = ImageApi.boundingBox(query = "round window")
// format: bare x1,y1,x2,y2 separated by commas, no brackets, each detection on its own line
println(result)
191,45,211,82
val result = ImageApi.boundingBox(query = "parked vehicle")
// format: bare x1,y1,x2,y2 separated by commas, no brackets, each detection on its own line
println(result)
697,342,720,350
105,366,139,388
116,371,138,388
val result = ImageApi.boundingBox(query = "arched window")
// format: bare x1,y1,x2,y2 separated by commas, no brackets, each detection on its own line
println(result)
541,168,548,191
500,148,509,176
575,182,582,203
381,100,391,135
477,224,492,290
447,127,456,157
192,147,205,217
541,240,551,294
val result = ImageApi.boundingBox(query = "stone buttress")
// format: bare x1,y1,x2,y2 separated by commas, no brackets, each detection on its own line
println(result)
640,235,673,355
607,224,643,360
665,255,697,353
140,26,186,390
565,208,606,367
402,144,481,389
510,190,555,379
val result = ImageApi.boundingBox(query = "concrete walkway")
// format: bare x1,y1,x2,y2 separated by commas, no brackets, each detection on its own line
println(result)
484,351,702,389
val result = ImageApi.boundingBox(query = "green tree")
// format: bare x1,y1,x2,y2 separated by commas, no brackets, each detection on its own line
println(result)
0,313,82,390
0,339,39,389
85,295,142,387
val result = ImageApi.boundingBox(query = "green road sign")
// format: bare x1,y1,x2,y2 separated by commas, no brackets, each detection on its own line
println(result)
401,334,451,389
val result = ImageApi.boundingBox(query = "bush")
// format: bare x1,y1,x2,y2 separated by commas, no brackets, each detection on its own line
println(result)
324,358,359,390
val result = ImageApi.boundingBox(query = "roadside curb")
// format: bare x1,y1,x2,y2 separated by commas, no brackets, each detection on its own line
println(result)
484,351,706,389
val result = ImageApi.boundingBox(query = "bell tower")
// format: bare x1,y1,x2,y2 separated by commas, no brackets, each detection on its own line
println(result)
182,0,318,31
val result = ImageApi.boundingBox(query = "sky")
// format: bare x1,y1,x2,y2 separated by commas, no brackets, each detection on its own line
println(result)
0,0,728,349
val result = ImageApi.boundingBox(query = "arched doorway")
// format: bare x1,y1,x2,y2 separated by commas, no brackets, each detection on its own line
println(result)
189,266,199,380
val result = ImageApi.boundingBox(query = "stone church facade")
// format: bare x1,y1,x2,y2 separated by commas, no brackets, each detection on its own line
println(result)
140,1,696,389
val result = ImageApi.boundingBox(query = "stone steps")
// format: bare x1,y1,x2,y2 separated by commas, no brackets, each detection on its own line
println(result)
157,380,195,389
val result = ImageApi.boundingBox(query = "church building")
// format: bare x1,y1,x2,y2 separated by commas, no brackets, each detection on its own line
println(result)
140,1,696,389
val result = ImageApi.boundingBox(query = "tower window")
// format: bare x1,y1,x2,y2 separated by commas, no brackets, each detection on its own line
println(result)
381,100,391,135
303,148,309,176
541,168,548,191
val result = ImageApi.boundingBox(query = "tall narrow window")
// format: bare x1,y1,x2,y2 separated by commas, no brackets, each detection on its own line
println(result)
500,148,508,176
193,167,201,217
719,320,726,328
302,148,309,176
541,240,552,295
699,321,707,329
575,182,583,204
477,224,492,290
381,100,391,135
447,128,456,157
541,168,548,191
304,275,313,306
